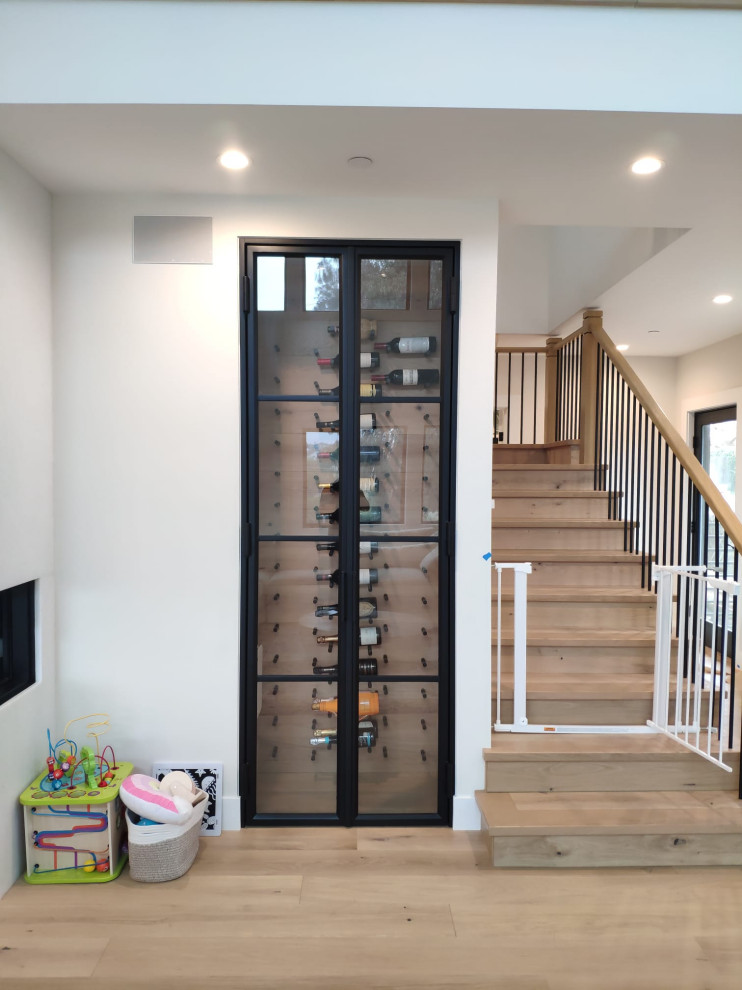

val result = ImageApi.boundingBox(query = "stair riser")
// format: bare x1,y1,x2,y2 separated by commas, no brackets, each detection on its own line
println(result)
493,696,714,725
492,646,656,675
493,495,615,520
487,833,742,868
492,601,657,631
497,560,645,588
492,469,596,490
484,758,739,793
492,444,580,465
492,527,628,550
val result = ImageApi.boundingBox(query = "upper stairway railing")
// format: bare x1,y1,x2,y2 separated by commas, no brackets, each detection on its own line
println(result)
494,309,742,769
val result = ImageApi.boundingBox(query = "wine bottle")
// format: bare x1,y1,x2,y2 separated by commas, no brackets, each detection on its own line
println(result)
315,568,379,587
327,319,377,340
317,353,380,370
374,336,437,355
317,446,381,463
315,541,379,557
316,384,382,398
315,507,382,524
310,729,377,748
317,627,381,647
312,658,378,676
315,413,376,432
318,477,379,494
312,691,380,717
371,369,440,387
312,719,377,739
315,598,378,619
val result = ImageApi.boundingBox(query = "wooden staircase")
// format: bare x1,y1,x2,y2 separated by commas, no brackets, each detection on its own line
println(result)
477,441,742,867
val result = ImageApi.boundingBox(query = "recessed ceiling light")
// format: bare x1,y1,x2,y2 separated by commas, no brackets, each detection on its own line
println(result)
648,330,660,334
616,344,630,351
347,156,373,168
631,157,664,175
219,150,249,170
713,294,733,305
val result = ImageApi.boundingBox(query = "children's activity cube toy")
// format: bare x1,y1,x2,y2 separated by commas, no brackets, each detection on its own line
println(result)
20,762,133,884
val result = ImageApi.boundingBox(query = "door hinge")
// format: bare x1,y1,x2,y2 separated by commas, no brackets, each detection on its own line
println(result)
449,276,459,315
242,275,251,314
445,761,455,798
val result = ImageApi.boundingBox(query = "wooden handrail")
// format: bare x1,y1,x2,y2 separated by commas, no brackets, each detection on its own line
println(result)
575,310,742,557
494,345,547,354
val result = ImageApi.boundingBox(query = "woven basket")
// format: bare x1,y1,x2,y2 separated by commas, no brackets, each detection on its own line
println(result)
126,790,206,883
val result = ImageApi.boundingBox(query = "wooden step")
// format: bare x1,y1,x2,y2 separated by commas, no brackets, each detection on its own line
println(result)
483,731,739,793
492,587,657,632
492,550,646,588
476,789,742,867
492,464,597,490
492,441,580,465
492,517,632,550
493,490,619,520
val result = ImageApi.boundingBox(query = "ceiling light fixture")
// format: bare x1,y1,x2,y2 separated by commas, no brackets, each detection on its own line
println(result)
713,294,733,305
616,344,630,351
347,156,373,168
219,150,249,170
631,157,664,175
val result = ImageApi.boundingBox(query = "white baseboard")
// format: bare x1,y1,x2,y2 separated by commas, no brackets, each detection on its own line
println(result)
221,795,242,831
452,794,482,830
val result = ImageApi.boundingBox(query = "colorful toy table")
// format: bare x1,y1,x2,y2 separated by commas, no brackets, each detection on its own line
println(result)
19,762,133,884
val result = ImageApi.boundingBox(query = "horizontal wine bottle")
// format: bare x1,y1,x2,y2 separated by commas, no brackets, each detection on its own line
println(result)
315,568,379,587
317,445,381,463
310,731,376,748
316,383,382,398
317,626,381,647
317,477,379,494
327,319,377,340
312,718,377,739
315,541,379,556
314,598,378,619
315,413,376,432
311,691,380,717
371,369,440,387
374,336,437,355
315,507,382,525
317,353,380,370
312,658,378,676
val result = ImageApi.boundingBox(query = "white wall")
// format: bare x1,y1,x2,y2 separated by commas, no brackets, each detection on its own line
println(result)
626,355,679,429
52,193,498,831
1,2,741,114
0,148,54,896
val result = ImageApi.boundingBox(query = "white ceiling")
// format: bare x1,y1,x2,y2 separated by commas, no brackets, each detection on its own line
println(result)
0,103,740,355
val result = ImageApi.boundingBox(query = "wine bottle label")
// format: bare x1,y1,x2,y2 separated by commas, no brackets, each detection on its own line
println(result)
359,414,376,430
359,477,378,493
359,383,380,398
359,541,376,555
398,337,431,354
402,370,419,385
359,627,380,645
359,353,373,369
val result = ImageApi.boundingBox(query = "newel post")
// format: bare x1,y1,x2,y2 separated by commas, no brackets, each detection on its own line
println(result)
579,309,602,466
543,336,561,443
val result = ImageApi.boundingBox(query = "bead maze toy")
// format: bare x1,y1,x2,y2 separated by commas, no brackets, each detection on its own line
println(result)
19,714,132,884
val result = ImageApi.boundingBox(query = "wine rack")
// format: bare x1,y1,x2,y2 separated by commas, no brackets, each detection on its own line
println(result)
241,241,458,825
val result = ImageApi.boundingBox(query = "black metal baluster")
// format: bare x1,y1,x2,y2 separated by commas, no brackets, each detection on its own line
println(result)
641,410,649,588
494,350,499,443
507,352,512,444
731,550,738,754
655,429,663,572
519,352,525,444
629,393,638,552
619,373,626,532
533,353,539,444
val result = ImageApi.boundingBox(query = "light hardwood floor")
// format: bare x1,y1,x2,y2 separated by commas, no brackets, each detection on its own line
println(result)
2,827,742,989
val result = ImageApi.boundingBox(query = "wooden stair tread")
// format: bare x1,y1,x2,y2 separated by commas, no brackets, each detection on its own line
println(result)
494,673,657,699
492,518,630,529
491,549,645,562
493,489,618,498
493,629,657,646
492,442,578,450
476,789,742,836
484,732,740,760
493,463,597,472
492,586,656,603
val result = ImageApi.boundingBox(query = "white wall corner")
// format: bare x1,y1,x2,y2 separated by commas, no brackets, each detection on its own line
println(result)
453,794,482,831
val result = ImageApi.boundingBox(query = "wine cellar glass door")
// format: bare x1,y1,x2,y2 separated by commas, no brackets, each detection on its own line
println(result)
240,240,458,826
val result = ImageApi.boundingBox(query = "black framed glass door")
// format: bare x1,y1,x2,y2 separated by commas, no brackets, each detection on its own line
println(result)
240,240,458,825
